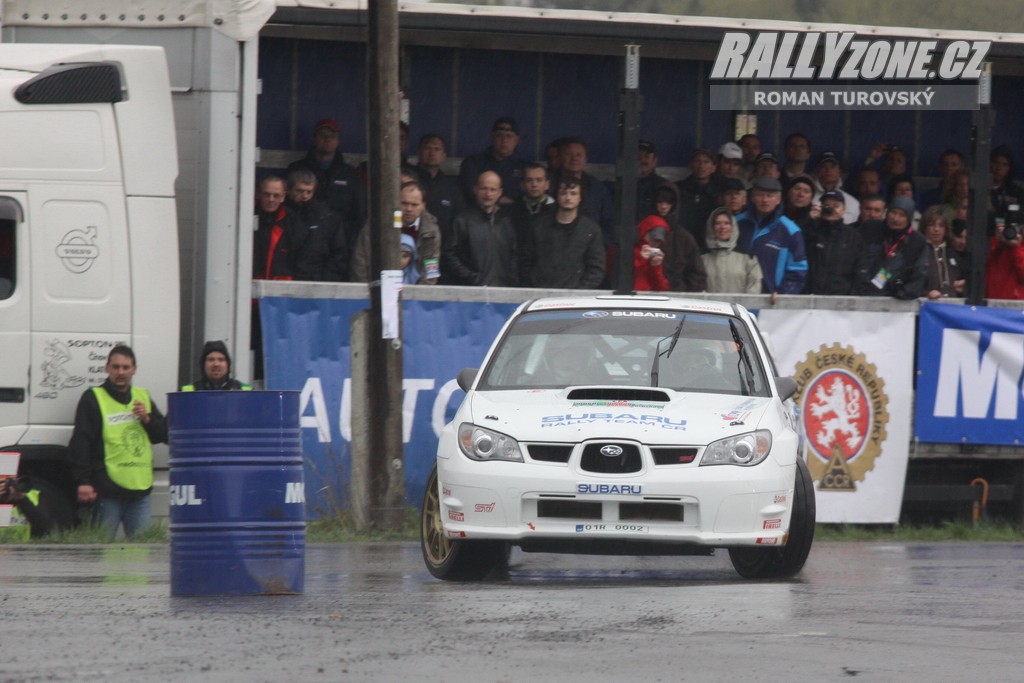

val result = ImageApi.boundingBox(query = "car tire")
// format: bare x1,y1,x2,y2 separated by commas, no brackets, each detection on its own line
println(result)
420,465,508,581
728,456,816,579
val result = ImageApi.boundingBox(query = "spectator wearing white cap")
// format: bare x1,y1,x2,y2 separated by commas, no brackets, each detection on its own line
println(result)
712,141,748,190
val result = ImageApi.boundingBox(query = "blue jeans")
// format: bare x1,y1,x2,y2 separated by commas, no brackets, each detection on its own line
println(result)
96,496,151,539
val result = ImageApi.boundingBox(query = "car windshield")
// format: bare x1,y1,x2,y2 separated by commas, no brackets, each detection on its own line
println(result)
479,308,770,396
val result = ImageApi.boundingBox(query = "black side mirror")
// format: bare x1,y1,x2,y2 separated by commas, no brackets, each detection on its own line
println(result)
457,368,479,392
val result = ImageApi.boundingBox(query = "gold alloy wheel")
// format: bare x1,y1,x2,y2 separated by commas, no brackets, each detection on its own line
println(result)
421,470,453,567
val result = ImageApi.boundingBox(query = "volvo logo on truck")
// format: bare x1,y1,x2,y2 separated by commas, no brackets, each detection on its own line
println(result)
55,226,99,273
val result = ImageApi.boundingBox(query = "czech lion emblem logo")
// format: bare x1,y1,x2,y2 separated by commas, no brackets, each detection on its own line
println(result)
793,343,889,492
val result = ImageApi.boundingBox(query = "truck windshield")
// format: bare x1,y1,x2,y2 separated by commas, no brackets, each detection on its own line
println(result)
480,309,770,396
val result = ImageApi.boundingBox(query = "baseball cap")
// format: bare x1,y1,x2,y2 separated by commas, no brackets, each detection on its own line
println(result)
755,152,780,166
817,151,840,167
638,139,657,154
314,118,340,133
821,189,845,204
718,142,743,160
492,117,519,134
751,176,782,192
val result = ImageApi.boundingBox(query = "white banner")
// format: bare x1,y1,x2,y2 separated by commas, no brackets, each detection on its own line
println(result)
758,310,915,523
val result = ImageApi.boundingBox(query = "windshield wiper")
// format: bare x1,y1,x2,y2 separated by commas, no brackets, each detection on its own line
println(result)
729,319,756,396
650,315,686,387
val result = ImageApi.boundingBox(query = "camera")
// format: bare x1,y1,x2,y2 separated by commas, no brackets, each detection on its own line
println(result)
821,204,835,217
1005,204,1020,241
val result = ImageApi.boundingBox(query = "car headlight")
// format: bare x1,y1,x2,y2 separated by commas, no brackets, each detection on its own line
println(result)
458,423,524,462
700,430,772,466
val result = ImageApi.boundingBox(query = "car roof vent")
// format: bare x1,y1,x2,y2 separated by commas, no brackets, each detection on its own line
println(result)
566,388,671,402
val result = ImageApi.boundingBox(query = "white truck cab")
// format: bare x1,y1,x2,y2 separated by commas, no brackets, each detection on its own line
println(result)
0,44,179,510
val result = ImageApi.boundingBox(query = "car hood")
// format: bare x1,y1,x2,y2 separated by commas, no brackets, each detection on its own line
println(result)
464,389,773,445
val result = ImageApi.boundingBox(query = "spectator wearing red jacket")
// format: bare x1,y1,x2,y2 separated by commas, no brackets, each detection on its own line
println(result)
985,219,1024,300
634,215,671,292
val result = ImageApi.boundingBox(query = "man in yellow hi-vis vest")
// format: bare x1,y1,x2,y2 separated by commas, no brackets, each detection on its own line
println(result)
69,345,167,538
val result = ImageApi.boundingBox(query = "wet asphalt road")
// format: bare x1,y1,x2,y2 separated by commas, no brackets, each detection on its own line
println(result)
2,541,1024,682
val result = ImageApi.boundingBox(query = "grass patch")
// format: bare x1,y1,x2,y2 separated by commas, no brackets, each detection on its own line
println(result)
307,507,420,542
3,522,170,544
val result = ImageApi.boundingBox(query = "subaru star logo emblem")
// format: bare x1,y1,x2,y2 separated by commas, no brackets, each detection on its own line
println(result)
600,445,623,457
582,310,609,318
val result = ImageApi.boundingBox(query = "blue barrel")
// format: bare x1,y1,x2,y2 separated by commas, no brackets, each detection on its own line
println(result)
167,391,305,596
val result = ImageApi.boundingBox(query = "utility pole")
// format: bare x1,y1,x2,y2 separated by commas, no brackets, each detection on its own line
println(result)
967,62,993,306
364,0,404,529
614,45,643,294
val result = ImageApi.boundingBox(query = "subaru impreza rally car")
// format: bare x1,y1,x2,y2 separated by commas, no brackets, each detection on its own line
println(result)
421,295,814,580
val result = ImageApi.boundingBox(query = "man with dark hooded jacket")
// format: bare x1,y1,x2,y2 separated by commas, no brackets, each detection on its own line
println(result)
181,341,252,392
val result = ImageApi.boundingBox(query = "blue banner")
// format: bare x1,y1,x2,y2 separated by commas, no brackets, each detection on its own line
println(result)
260,297,519,516
915,302,1024,445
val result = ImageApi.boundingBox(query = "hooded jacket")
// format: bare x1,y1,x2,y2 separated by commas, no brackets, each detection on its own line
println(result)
182,341,251,391
985,236,1024,299
633,215,671,292
660,182,708,292
702,207,763,294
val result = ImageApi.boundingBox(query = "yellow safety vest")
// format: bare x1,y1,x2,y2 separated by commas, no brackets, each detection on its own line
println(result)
92,386,154,491
180,383,252,391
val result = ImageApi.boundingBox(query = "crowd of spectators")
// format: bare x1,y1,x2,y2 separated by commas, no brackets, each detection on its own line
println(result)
254,117,1024,301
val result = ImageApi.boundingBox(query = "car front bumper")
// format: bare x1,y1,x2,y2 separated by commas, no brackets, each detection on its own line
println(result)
436,446,797,548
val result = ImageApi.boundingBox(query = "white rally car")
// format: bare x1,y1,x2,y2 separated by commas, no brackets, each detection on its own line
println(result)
421,295,814,580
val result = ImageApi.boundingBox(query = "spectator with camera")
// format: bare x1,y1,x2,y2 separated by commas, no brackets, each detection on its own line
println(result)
856,195,928,299
921,206,966,299
985,208,1024,300
633,215,671,292
812,151,859,225
803,190,866,295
